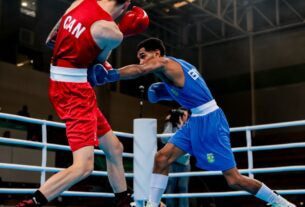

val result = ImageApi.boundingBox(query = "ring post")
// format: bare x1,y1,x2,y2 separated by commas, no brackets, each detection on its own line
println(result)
133,118,157,207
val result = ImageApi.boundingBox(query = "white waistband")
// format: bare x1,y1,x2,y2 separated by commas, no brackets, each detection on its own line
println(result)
50,65,87,83
191,100,219,117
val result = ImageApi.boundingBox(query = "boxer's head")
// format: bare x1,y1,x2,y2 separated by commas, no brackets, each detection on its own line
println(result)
136,38,166,65
112,0,131,19
99,0,131,19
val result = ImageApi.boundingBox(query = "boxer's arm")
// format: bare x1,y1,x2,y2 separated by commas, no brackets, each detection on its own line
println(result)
118,57,169,80
87,58,168,85
92,20,123,63
46,19,61,49
96,47,112,64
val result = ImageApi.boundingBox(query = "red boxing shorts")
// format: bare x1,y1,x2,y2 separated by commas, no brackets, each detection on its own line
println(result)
49,79,111,152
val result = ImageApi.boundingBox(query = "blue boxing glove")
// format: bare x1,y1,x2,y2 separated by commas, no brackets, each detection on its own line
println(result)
87,64,107,86
87,64,120,87
148,82,173,103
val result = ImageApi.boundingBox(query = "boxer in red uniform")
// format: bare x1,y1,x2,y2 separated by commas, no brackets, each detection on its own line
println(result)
16,1,148,207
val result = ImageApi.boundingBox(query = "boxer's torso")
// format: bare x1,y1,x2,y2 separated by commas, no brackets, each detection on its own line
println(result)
162,56,214,109
52,0,113,68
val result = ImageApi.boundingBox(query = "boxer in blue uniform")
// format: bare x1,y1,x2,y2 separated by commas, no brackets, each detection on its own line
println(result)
88,38,296,207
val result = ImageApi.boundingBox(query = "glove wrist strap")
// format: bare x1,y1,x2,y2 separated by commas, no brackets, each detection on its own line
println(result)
107,69,120,82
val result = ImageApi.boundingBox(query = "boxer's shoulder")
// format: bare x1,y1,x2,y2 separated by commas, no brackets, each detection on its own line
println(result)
91,20,123,48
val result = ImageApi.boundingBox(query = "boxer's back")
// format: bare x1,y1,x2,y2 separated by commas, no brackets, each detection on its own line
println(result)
52,0,113,68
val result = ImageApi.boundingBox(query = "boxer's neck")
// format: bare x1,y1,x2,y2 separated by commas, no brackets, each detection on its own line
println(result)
98,1,119,18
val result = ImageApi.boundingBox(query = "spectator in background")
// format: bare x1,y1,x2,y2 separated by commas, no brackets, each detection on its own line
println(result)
16,105,40,141
17,105,30,117
47,115,53,121
16,105,38,141
3,131,11,138
161,108,191,207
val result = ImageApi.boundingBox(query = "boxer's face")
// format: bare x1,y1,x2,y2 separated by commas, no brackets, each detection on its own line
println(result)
137,47,160,65
181,111,189,123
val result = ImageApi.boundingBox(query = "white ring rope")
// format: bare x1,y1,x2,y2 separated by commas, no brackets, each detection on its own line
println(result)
0,112,134,138
1,188,305,198
0,163,133,177
0,137,133,158
158,119,305,138
0,113,305,198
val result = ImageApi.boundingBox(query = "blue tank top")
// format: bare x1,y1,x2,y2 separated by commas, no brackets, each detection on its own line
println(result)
163,56,213,109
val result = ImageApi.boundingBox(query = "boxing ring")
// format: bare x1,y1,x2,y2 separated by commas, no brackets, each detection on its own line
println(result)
0,112,305,204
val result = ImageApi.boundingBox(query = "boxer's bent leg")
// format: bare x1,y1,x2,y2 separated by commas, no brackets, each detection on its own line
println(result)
147,143,186,207
98,130,126,193
153,143,186,175
223,167,261,194
223,168,295,206
44,81,96,201
148,122,192,207
39,146,94,201
96,109,127,193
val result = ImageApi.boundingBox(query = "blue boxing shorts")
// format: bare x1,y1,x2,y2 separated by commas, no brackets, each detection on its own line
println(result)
168,108,236,171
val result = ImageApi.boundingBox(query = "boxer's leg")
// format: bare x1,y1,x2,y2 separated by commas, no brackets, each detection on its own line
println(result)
223,168,296,207
16,146,95,207
39,146,94,201
147,143,186,207
98,130,127,193
98,131,132,207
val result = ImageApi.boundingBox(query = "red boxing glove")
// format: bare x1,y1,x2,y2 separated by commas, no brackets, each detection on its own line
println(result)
118,6,149,37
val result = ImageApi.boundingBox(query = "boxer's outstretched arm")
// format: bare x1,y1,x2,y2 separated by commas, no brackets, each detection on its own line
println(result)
118,57,169,80
87,58,168,86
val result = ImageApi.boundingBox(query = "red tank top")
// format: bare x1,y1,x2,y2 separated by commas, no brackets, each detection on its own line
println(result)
52,0,113,68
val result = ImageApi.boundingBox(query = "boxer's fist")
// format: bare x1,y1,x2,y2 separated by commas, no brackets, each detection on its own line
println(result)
148,82,173,103
87,64,108,87
87,64,120,87
118,6,149,37
87,61,113,86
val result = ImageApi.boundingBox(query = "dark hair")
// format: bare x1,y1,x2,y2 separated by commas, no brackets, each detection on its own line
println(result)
137,38,166,56
168,107,190,127
179,107,191,116
116,0,128,5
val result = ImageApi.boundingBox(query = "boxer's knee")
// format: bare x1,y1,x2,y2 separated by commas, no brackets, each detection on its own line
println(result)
107,141,124,161
70,146,94,179
99,132,124,161
154,151,171,172
81,163,94,178
113,141,124,157
72,162,94,179
225,173,246,190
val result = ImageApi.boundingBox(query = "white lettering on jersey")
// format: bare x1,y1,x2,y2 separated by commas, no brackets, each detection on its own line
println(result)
188,68,200,80
63,16,86,39
72,23,86,38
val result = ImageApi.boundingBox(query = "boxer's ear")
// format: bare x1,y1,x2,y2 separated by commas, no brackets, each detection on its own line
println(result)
153,49,161,57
